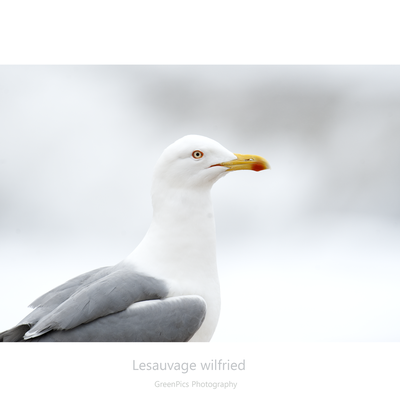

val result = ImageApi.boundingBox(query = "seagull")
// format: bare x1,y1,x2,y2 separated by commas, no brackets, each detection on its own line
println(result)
0,135,269,342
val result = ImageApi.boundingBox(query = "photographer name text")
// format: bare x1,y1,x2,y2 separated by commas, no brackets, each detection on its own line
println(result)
133,359,245,374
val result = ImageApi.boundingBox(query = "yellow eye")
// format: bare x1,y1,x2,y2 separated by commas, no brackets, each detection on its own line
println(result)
192,150,204,159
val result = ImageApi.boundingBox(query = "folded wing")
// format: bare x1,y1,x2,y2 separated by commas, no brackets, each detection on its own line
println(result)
0,265,208,342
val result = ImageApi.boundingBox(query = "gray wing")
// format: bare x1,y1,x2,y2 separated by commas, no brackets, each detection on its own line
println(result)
28,296,207,342
0,265,172,341
24,266,169,339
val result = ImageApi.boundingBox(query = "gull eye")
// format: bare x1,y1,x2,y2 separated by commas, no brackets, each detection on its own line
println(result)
192,150,204,159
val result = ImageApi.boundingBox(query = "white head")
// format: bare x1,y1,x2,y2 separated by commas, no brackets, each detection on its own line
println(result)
152,135,269,197
152,135,236,194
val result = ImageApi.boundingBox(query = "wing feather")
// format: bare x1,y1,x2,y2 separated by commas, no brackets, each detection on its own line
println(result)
23,267,168,339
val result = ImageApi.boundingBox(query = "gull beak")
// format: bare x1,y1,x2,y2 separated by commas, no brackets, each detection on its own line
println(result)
218,153,270,172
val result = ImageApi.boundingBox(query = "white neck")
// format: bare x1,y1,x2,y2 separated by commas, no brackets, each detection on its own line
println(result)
125,186,218,283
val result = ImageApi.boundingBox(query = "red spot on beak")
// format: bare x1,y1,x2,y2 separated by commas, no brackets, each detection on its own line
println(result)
252,162,266,172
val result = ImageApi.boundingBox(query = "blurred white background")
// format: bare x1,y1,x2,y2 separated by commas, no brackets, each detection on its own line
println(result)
1,66,399,341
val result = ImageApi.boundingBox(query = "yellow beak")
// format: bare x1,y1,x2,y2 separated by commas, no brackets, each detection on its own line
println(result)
217,153,270,172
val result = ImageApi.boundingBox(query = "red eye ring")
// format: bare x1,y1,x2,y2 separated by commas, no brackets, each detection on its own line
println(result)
192,150,204,159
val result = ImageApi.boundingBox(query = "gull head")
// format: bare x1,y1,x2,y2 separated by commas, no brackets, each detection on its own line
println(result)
152,135,270,194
